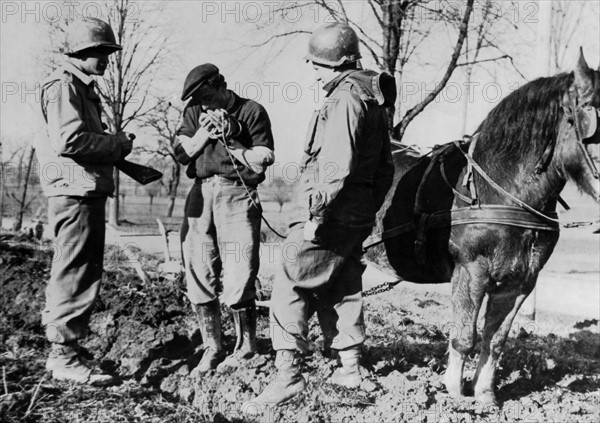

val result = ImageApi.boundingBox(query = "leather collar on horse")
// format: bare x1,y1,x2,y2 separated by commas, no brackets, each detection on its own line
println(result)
364,84,600,253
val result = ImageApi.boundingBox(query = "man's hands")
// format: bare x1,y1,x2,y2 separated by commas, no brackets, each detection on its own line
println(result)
117,132,135,158
200,109,242,141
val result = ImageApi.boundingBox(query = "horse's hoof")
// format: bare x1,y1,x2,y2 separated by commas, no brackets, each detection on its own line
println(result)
475,390,498,407
443,373,464,397
444,382,464,398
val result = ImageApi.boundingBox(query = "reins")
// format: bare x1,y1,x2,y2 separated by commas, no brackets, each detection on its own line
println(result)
364,96,600,251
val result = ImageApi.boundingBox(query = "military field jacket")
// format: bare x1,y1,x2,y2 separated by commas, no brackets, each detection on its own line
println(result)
290,69,395,229
37,62,122,197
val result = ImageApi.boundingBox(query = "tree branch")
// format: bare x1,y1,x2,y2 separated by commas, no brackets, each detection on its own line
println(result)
394,0,474,139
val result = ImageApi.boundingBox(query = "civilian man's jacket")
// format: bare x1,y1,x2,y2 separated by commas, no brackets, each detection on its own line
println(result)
290,69,396,229
36,62,122,197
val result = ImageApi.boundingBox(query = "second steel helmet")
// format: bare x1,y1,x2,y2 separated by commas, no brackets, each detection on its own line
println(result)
305,23,361,67
64,17,122,55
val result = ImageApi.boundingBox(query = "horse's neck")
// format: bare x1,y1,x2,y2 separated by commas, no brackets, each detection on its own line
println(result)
473,138,565,211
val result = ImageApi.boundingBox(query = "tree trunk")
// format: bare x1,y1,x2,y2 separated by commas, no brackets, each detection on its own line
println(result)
12,147,35,231
166,163,180,218
108,167,120,226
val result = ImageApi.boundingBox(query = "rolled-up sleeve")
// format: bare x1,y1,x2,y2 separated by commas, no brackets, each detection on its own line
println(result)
174,104,200,165
42,80,121,163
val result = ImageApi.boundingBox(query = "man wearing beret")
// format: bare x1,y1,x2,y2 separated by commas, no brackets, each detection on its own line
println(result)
175,64,275,374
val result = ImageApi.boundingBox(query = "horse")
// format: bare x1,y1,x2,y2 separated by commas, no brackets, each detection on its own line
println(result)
367,50,600,405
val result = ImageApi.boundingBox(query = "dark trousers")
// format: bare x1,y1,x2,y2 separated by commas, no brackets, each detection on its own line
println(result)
270,222,369,353
43,196,106,343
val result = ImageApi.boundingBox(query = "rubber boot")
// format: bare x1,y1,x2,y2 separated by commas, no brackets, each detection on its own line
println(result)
242,350,306,416
46,341,115,386
192,300,225,375
329,347,362,388
217,303,257,372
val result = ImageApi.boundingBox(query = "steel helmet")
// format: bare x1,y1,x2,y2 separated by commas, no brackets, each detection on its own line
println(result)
305,23,361,67
64,17,122,55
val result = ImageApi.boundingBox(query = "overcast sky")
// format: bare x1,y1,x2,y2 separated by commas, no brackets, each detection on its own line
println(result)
1,0,599,166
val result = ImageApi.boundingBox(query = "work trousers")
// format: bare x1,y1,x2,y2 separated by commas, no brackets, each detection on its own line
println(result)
270,222,369,353
181,177,261,307
42,196,106,343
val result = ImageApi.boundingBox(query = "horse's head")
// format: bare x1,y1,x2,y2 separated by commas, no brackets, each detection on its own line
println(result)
556,49,600,202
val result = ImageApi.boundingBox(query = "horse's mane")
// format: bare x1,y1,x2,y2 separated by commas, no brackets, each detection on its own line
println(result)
474,73,574,166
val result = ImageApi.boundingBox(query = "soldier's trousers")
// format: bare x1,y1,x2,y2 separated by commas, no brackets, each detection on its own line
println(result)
270,222,370,353
181,177,261,307
42,196,106,343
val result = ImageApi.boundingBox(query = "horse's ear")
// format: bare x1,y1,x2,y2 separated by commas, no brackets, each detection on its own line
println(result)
574,47,594,97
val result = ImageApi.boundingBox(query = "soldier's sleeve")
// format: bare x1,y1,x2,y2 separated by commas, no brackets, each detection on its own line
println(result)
372,127,395,210
42,79,122,163
309,89,364,223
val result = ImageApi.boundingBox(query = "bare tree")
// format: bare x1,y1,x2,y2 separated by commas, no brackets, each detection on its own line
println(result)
41,0,168,226
10,146,36,231
460,0,498,135
99,0,167,226
249,0,479,140
264,177,293,213
144,181,162,215
551,1,596,72
1,141,25,231
141,98,183,218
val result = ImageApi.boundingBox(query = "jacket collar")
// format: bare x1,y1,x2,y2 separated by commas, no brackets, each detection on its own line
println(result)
323,69,355,96
63,61,95,86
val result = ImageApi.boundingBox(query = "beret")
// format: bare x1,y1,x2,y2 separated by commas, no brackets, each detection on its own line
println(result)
181,63,220,101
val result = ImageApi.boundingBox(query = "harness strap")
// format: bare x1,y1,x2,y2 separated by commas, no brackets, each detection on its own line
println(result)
414,213,430,265
463,135,479,204
363,204,559,251
440,161,473,204
452,139,561,225
567,86,600,179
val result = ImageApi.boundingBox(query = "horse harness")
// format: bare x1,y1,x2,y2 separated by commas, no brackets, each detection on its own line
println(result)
364,88,600,257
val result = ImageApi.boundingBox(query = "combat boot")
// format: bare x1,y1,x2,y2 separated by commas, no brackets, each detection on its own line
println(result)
192,300,225,374
217,303,257,372
46,341,115,386
243,350,306,415
329,347,362,388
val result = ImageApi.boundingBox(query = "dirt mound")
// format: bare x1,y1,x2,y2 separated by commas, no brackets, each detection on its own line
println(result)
1,241,599,422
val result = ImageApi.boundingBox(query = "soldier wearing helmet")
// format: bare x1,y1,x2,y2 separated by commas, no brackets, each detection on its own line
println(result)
36,17,134,386
174,64,275,375
248,22,395,409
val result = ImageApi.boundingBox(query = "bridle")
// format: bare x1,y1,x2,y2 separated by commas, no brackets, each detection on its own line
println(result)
561,85,600,179
534,83,600,180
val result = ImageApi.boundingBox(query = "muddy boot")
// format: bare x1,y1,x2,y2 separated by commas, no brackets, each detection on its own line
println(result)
192,300,225,375
46,341,115,386
242,350,306,416
329,347,362,388
217,303,257,372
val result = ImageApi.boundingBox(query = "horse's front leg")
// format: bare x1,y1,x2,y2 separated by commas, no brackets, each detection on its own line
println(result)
444,263,487,398
472,282,534,406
